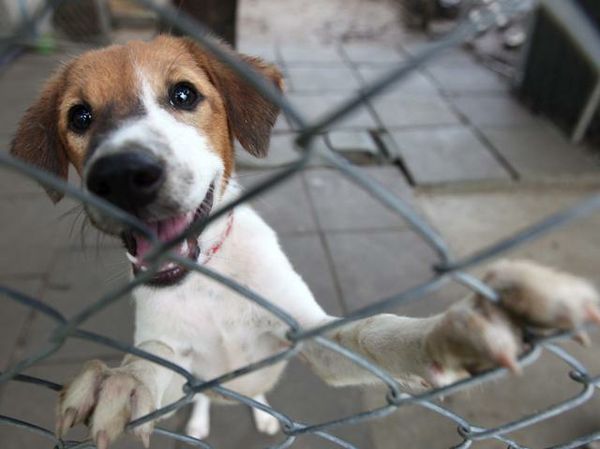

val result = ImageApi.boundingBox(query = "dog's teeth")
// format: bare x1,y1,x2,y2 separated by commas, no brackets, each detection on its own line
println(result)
140,265,148,272
166,262,176,270
126,252,139,264
181,240,189,254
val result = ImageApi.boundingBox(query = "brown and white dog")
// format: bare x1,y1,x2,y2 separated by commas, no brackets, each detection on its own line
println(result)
10,36,600,449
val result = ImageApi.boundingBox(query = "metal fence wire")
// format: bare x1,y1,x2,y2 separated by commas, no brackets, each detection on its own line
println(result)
1,0,600,448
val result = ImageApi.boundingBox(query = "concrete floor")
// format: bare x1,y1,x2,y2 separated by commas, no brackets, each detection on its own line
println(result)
1,3,600,449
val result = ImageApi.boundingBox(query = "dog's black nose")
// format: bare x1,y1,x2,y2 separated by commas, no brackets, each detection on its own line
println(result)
86,152,164,213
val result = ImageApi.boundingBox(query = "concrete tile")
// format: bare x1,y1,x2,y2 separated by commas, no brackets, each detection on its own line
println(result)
425,47,478,67
325,230,445,314
270,359,374,448
0,164,47,196
326,130,381,165
235,132,329,169
357,66,438,95
274,113,290,131
397,34,431,57
416,187,600,448
237,170,318,235
279,44,345,65
237,41,279,63
425,64,508,94
389,125,510,184
286,66,361,92
0,98,28,137
0,53,67,87
0,53,69,136
341,44,404,65
304,167,415,233
288,92,378,130
195,361,373,449
0,132,12,153
370,94,460,129
0,362,179,449
481,125,600,178
279,234,343,316
417,186,600,265
0,196,66,272
451,95,541,128
18,247,133,363
0,279,41,370
0,193,116,265
235,134,301,169
438,349,600,449
362,386,463,449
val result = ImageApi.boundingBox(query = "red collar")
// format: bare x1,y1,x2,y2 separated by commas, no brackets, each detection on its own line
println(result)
202,211,234,264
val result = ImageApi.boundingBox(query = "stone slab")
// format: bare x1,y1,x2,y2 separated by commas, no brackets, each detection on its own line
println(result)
235,132,329,169
287,92,379,130
325,230,457,315
237,169,318,235
303,167,415,233
451,95,542,128
236,42,280,63
357,66,438,96
389,125,510,184
326,130,381,165
286,65,361,92
341,44,405,65
425,63,508,94
18,247,133,364
369,94,460,129
0,279,42,371
481,125,600,178
414,185,600,448
279,234,343,315
278,44,345,65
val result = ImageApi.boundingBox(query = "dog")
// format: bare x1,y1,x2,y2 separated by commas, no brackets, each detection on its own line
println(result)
10,35,600,449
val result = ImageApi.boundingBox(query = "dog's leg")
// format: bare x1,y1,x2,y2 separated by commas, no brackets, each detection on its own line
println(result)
57,340,181,449
186,393,211,440
251,394,280,435
300,260,600,391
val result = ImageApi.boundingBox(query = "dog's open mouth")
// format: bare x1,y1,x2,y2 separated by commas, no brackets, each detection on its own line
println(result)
121,184,215,287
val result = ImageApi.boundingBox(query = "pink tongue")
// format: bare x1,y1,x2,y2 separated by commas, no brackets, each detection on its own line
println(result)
133,214,192,262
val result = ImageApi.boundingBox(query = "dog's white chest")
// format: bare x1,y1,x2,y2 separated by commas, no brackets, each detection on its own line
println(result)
133,270,286,386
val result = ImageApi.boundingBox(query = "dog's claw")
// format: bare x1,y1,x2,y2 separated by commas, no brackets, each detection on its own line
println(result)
57,407,77,437
495,352,521,375
426,260,599,383
95,430,109,449
133,427,151,449
586,304,600,325
574,330,592,347
140,431,151,449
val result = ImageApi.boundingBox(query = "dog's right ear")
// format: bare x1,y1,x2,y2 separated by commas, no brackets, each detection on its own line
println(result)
10,67,70,203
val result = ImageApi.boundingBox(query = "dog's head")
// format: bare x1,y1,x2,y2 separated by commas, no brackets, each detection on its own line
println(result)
10,35,283,286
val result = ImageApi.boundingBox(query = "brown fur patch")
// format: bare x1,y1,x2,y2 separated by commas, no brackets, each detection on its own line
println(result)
10,35,283,201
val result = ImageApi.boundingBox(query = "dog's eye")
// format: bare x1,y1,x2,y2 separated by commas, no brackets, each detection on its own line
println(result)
68,104,93,133
169,82,200,110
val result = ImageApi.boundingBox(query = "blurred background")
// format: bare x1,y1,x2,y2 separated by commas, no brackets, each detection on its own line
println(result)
1,1,600,448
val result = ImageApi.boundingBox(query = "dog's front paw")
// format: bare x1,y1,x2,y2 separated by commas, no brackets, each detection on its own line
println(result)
424,260,600,387
57,360,155,449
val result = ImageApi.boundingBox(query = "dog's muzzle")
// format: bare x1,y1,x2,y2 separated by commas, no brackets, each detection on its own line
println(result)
86,151,216,287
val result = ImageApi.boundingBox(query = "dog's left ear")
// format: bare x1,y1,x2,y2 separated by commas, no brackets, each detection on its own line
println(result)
184,38,284,158
10,68,70,203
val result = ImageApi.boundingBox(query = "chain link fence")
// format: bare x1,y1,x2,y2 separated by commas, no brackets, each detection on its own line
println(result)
1,0,600,448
